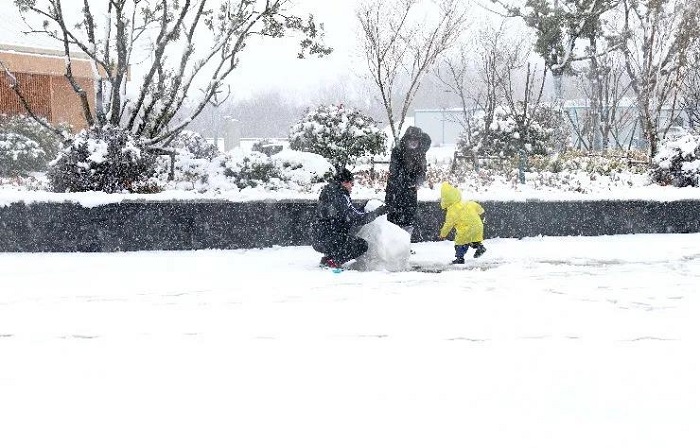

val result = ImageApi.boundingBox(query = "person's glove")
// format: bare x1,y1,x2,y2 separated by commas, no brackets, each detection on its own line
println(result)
373,205,388,216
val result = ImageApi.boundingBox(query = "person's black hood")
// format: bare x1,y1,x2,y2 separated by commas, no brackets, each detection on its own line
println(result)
400,126,431,153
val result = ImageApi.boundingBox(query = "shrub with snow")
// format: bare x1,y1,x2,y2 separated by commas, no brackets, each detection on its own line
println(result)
219,149,333,190
288,104,386,168
48,125,158,193
651,135,700,187
153,130,220,191
0,114,68,175
221,151,280,189
0,131,45,176
169,130,218,160
150,144,333,193
458,104,569,158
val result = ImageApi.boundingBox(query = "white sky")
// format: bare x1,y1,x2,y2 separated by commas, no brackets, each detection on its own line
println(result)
226,0,364,97
2,0,514,101
1,233,699,448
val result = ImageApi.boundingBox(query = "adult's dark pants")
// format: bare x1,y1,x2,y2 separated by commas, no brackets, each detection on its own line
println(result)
312,234,369,264
386,187,418,228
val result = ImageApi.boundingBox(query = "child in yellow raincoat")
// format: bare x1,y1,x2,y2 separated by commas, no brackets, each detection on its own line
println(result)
439,182,487,264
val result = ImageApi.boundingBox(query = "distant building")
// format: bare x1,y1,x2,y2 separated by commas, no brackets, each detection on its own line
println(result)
562,99,689,151
414,103,690,150
413,108,465,147
0,43,97,130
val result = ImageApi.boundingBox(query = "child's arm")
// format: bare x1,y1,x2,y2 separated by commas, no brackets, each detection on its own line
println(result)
439,209,456,239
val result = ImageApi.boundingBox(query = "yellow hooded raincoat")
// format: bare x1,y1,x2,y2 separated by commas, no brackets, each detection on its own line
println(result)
439,182,484,245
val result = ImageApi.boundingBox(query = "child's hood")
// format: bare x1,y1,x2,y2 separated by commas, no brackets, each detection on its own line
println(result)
440,182,462,209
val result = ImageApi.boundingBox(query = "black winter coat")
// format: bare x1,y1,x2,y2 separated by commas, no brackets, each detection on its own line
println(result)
385,126,431,228
311,181,380,249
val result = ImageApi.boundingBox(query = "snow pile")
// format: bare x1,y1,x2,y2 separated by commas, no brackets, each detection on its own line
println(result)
353,199,411,272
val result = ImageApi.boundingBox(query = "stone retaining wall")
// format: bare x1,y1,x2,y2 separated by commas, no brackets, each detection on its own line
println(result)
0,200,698,252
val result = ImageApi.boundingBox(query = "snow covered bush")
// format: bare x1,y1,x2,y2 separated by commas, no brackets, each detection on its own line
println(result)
169,130,218,160
288,104,386,168
221,151,280,189
0,114,67,175
220,149,333,190
252,138,285,156
47,125,158,193
651,135,700,187
540,149,649,176
150,145,333,193
0,131,45,176
152,130,219,190
270,149,334,186
458,104,569,158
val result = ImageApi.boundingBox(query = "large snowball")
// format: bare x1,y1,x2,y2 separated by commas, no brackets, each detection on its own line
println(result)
353,199,411,272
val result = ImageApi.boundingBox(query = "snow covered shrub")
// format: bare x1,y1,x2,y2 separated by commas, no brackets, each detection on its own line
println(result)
541,149,649,176
651,135,700,187
0,131,45,176
0,114,67,175
169,130,218,160
458,104,569,158
153,130,219,191
220,151,281,189
252,138,285,156
48,125,158,193
213,149,333,191
288,103,386,168
153,151,212,191
270,149,333,185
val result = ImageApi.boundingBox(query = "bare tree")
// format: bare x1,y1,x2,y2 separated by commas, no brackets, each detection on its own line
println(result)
7,0,330,151
357,0,467,144
434,46,474,141
435,21,529,151
618,0,700,157
680,44,700,132
571,52,635,152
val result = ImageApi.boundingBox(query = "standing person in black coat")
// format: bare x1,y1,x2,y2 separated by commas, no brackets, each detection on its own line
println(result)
311,168,387,268
385,126,431,237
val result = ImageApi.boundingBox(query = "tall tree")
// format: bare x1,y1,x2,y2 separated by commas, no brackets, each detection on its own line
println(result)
6,0,330,150
680,48,700,132
357,0,468,144
572,51,635,152
491,0,619,107
435,21,530,151
617,0,700,157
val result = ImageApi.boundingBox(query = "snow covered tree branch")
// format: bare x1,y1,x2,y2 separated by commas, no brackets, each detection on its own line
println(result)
11,0,332,151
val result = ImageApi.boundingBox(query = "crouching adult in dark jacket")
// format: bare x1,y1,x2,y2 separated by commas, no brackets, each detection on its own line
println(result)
311,168,387,268
385,126,431,237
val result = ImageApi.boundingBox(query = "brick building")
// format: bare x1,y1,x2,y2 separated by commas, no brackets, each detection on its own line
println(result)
0,43,96,131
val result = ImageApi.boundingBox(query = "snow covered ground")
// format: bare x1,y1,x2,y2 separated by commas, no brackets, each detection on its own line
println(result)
1,233,699,448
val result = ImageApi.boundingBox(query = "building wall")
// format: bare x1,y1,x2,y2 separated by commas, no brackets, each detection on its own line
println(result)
414,109,465,147
0,72,52,120
0,48,96,130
